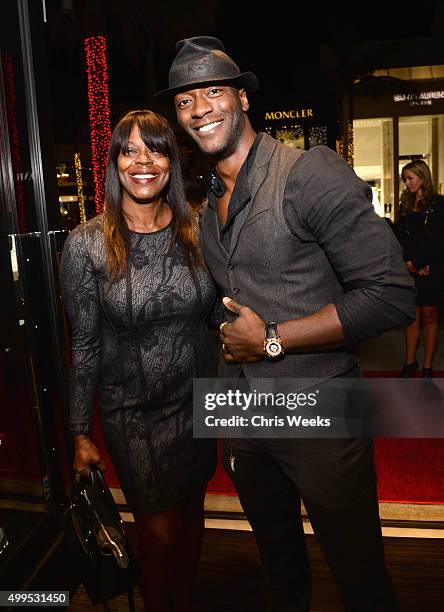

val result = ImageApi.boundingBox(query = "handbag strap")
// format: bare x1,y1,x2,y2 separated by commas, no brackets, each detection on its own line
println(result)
127,587,136,612
74,464,107,531
73,469,96,534
77,465,128,544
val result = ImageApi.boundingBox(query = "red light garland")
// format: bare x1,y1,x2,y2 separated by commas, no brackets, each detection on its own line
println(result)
2,53,27,232
84,36,111,214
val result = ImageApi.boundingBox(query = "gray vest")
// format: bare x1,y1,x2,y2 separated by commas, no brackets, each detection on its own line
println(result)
201,134,357,382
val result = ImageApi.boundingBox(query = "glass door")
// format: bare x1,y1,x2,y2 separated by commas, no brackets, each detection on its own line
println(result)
0,0,71,589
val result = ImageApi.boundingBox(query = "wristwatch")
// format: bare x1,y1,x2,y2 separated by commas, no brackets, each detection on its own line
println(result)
264,322,285,360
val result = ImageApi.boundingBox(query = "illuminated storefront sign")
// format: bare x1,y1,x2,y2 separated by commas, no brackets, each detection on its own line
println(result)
265,109,314,120
394,90,444,107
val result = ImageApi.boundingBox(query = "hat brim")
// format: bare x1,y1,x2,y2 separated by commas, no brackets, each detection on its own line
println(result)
153,71,259,99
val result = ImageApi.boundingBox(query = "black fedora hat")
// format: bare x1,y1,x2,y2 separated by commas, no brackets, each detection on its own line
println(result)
154,36,258,99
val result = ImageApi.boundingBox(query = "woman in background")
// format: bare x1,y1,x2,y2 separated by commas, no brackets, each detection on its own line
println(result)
396,160,444,377
61,110,217,612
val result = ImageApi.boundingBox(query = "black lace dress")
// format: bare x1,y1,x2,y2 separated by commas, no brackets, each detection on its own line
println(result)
60,215,217,513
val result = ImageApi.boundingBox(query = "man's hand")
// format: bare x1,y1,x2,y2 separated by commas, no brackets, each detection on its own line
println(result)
220,297,265,363
73,435,106,476
406,260,417,274
418,265,430,276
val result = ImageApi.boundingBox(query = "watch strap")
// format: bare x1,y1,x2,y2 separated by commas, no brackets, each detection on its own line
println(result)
265,321,279,340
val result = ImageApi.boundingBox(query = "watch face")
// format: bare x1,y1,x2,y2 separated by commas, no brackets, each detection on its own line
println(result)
265,339,283,357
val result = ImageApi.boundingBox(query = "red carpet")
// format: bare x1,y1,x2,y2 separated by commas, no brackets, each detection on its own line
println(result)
374,438,444,503
206,438,444,504
366,370,444,503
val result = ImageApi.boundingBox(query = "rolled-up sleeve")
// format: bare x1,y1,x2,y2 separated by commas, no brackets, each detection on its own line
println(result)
60,227,102,434
284,145,416,344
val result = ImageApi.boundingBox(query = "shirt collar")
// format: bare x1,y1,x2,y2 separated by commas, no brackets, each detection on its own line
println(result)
208,133,264,205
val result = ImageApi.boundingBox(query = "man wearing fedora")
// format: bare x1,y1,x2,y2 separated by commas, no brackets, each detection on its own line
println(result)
156,37,415,611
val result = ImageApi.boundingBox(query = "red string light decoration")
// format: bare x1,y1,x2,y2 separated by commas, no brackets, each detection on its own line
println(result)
84,36,111,214
1,53,27,232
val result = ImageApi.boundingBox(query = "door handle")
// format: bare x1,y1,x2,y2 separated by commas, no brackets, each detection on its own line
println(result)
0,527,9,556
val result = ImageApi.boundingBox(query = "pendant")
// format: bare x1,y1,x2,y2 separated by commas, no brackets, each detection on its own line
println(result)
229,454,236,472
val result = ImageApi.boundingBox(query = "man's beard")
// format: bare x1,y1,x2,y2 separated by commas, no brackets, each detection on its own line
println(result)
191,105,245,160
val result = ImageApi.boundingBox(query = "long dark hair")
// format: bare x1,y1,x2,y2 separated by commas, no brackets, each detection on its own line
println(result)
399,159,435,215
103,109,200,280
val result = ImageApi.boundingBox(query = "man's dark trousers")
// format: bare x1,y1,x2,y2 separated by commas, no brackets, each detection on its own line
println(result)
223,436,399,612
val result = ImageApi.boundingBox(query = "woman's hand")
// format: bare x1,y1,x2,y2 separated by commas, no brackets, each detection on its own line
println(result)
73,435,106,476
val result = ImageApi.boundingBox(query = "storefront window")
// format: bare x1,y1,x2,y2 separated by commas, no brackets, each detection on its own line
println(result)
308,125,328,148
353,118,394,218
265,121,329,151
275,126,304,149
398,115,444,196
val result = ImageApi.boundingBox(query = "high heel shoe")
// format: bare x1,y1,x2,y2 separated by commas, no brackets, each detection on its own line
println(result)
400,360,418,378
422,367,433,378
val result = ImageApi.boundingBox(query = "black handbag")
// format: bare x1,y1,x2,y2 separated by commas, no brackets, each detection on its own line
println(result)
65,465,136,609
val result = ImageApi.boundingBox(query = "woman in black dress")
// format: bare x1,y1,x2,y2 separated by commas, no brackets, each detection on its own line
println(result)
396,160,444,377
61,110,217,611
